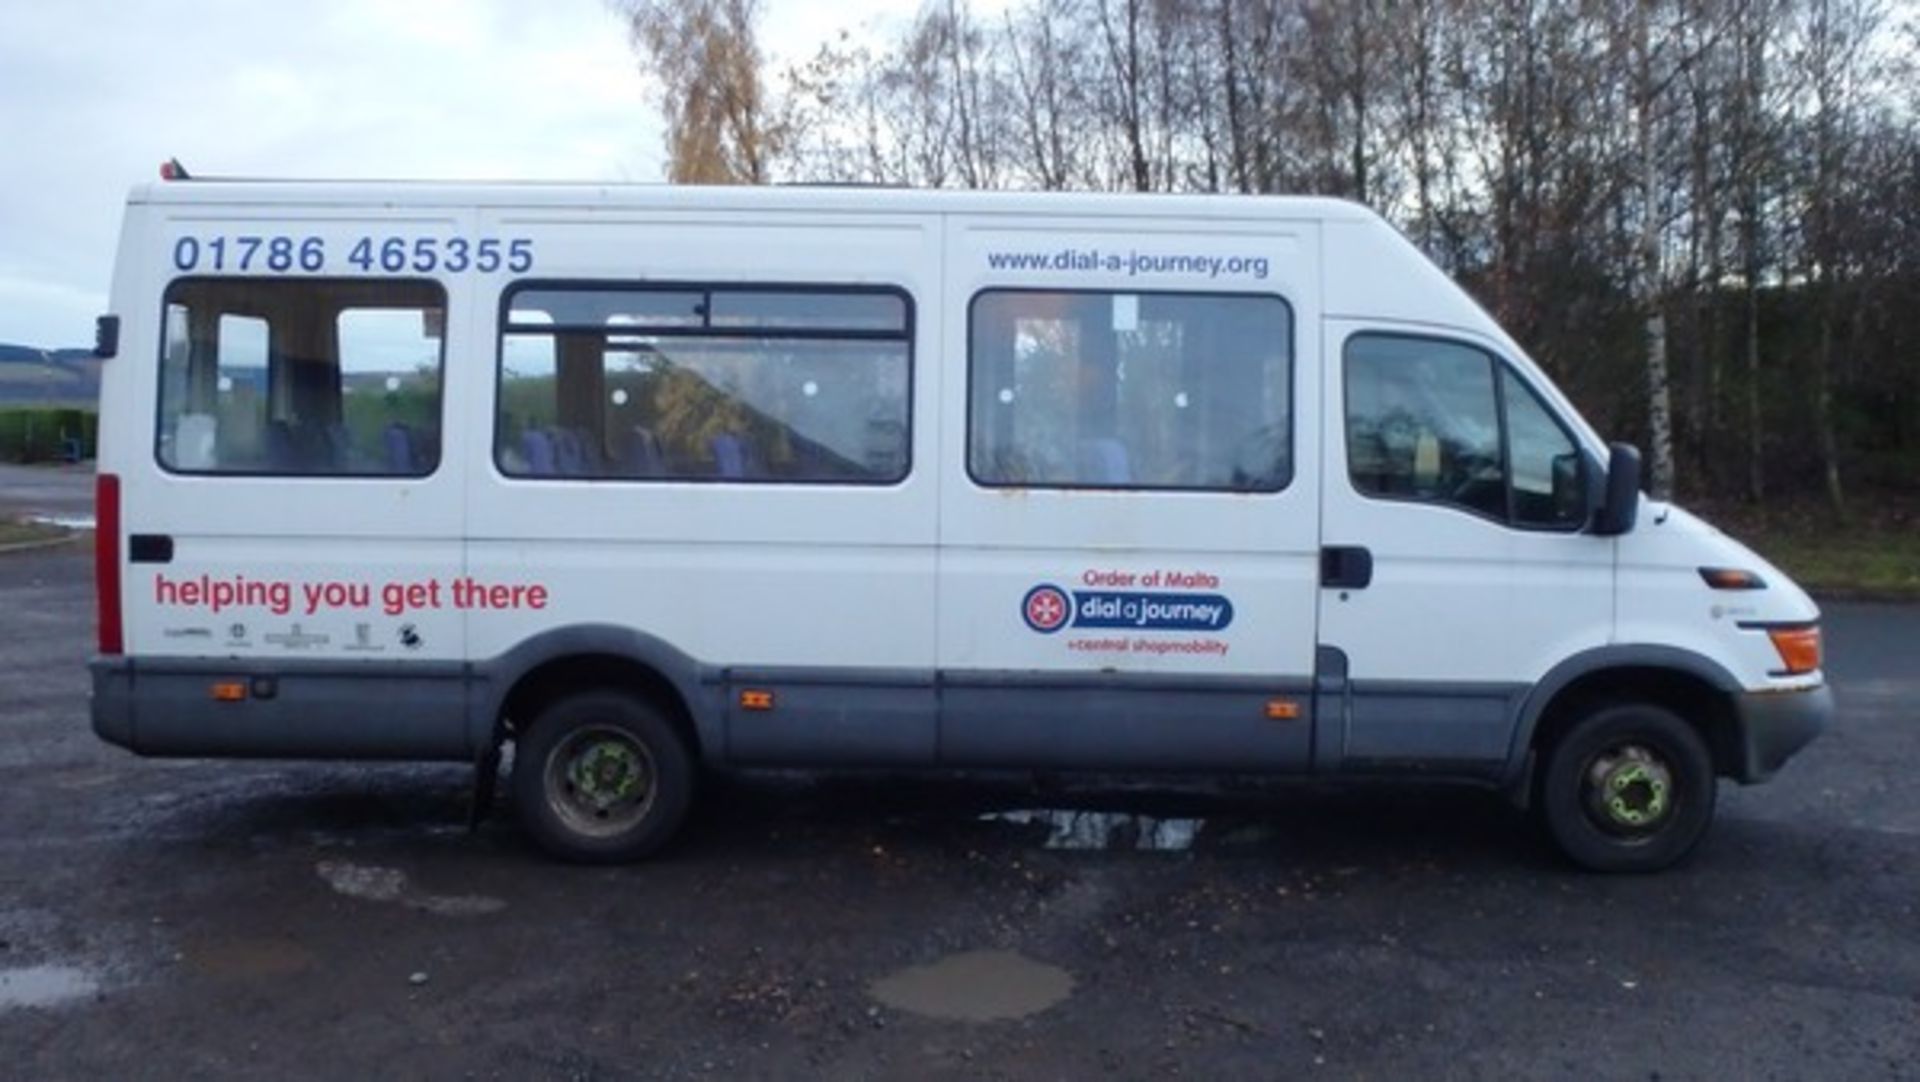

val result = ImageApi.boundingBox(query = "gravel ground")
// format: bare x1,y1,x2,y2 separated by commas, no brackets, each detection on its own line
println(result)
0,535,1914,1079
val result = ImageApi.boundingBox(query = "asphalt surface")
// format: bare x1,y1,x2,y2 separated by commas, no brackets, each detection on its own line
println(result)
0,471,1915,1079
0,461,94,520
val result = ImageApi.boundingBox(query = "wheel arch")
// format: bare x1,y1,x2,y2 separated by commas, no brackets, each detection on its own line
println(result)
472,625,722,765
1505,646,1744,789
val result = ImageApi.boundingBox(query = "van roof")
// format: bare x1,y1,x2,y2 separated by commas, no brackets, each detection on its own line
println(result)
129,178,1382,222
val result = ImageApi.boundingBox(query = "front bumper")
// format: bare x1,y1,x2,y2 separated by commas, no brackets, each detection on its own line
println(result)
1730,682,1833,783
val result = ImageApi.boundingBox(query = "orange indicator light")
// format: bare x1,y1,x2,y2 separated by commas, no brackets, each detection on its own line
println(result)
1767,626,1821,675
1700,567,1766,590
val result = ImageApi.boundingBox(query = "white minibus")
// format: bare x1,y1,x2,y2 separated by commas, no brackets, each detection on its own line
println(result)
89,176,1830,871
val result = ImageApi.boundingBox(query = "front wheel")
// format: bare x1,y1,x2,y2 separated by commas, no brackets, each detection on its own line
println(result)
513,691,694,863
1537,703,1716,873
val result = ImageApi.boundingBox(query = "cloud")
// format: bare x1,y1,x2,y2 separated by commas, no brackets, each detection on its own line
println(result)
0,0,660,347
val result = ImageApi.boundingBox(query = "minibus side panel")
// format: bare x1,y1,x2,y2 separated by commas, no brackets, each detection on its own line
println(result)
936,215,1323,771
462,210,943,766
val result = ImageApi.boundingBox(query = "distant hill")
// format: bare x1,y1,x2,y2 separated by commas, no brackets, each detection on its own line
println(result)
0,343,99,403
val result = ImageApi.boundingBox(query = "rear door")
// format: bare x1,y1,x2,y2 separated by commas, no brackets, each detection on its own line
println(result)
120,207,474,752
935,214,1323,769
126,208,472,662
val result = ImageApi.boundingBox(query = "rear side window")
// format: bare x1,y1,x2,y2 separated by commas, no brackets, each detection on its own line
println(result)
1344,333,1585,529
497,283,912,484
968,290,1292,491
157,279,445,477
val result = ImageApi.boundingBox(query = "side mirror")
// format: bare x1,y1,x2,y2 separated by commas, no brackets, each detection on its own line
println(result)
94,314,120,359
1591,442,1642,536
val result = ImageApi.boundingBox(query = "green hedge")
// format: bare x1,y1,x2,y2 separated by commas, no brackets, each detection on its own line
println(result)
0,408,97,463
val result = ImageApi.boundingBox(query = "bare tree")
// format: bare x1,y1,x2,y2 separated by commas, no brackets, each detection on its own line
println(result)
620,0,785,183
1728,0,1784,502
616,0,1920,510
1789,0,1887,517
1093,0,1158,190
1003,0,1095,189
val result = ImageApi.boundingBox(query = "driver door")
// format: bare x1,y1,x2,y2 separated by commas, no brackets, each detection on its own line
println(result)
1314,322,1613,775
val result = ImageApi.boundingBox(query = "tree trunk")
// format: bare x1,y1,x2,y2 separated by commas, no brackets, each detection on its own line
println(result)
1637,2,1676,500
1645,307,1676,499
1744,269,1765,503
1219,0,1245,191
1347,4,1369,203
1816,286,1846,517
1735,0,1769,504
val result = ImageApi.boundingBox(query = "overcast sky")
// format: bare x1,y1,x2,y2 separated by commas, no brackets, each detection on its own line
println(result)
0,0,919,349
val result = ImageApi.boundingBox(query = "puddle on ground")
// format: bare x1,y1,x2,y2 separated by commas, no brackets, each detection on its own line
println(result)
188,937,315,979
870,950,1074,1022
982,809,1204,851
24,514,93,531
316,860,505,916
0,965,99,1011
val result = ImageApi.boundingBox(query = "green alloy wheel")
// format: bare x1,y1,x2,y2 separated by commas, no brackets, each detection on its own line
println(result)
514,691,694,864
1538,703,1716,873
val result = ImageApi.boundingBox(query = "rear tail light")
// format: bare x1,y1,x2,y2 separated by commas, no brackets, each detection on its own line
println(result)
95,472,122,655
1767,625,1821,676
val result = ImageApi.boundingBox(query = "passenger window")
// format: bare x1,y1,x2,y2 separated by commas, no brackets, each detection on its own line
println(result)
497,284,911,484
1344,333,1585,529
337,309,444,475
968,290,1292,491
156,279,445,476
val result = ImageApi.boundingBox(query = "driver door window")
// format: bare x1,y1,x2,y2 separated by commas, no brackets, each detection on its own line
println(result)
1344,333,1584,530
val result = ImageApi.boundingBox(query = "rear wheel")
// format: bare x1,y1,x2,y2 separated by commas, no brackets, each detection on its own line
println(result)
513,690,694,863
1537,702,1716,873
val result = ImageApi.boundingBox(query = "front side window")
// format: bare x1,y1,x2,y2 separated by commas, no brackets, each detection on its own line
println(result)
1502,372,1585,527
157,279,444,476
1344,333,1585,529
497,285,911,484
969,290,1292,491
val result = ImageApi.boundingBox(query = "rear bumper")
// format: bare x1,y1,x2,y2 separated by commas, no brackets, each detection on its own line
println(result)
1730,682,1833,783
90,657,136,750
89,655,473,760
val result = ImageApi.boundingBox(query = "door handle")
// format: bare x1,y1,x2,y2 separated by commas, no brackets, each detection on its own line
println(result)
129,534,174,564
1320,545,1372,589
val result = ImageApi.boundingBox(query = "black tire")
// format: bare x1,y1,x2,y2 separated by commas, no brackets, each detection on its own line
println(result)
1537,702,1716,873
512,690,695,864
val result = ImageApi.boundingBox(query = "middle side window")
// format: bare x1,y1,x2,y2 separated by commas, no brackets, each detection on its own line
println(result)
497,284,912,484
968,289,1294,492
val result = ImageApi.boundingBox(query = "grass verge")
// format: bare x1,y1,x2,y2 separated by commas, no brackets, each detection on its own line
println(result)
1702,495,1920,600
0,517,73,548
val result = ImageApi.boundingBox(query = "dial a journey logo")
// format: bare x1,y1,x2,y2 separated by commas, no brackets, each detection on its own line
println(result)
1021,582,1233,634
